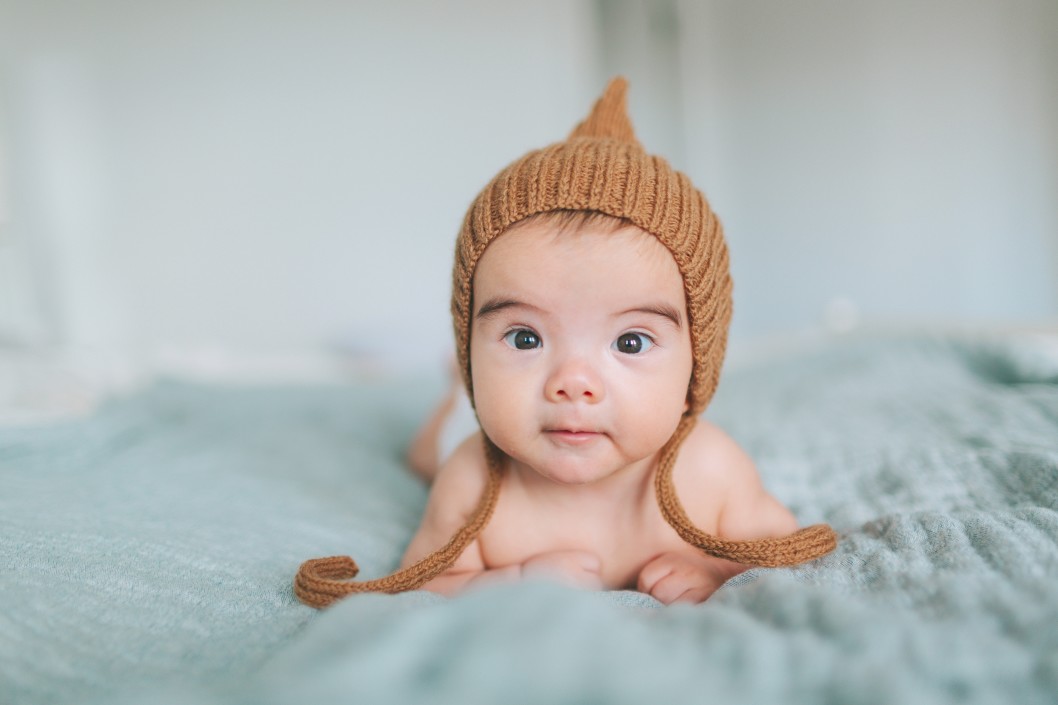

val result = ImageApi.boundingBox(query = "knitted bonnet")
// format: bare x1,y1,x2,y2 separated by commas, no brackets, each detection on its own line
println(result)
295,78,837,608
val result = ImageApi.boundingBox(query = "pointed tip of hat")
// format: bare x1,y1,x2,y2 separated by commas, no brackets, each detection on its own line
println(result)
568,76,638,143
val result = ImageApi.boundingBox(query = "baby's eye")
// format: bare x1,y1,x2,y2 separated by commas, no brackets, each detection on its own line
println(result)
504,328,542,350
613,332,654,355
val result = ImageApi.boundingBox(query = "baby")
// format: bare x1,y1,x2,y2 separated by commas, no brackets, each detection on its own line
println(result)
294,78,836,608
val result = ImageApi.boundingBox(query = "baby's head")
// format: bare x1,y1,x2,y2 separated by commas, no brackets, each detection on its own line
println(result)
452,78,732,437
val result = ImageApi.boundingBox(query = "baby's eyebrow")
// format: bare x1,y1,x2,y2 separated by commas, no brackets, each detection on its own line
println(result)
618,304,683,329
475,297,540,320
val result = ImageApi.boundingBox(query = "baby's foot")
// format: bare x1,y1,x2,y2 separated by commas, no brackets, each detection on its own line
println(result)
406,359,463,482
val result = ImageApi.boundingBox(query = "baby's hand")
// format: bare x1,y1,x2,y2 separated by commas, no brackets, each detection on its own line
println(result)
637,552,730,605
521,550,604,591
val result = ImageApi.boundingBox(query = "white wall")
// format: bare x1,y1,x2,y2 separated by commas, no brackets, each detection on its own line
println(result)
1,0,1055,382
0,1,601,373
680,0,1058,340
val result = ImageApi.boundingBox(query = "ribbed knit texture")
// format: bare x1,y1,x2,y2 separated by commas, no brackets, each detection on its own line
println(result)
451,78,729,417
295,77,836,608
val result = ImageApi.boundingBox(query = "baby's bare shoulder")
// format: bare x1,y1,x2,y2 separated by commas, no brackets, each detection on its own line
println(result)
400,432,490,570
675,420,798,540
675,420,760,489
428,432,491,520
670,420,765,530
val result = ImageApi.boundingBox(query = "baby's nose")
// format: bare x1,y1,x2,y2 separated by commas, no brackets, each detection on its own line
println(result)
544,357,605,403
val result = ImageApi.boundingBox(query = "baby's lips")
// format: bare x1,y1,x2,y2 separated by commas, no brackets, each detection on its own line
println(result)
543,427,606,437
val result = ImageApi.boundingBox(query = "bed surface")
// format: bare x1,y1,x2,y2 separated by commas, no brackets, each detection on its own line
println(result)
2,332,1057,704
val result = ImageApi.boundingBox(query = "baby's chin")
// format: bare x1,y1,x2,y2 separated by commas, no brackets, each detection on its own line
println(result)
534,466,615,486
508,451,651,487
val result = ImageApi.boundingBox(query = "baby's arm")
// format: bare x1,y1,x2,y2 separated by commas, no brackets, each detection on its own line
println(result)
401,434,602,595
684,420,799,540
713,440,799,543
400,433,502,595
639,422,798,604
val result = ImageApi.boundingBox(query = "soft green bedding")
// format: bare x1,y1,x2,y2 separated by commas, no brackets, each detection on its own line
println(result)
2,333,1057,704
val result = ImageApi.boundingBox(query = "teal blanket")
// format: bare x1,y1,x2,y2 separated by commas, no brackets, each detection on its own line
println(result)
2,333,1057,704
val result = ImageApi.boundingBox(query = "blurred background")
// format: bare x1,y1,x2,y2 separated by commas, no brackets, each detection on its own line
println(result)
1,0,1056,417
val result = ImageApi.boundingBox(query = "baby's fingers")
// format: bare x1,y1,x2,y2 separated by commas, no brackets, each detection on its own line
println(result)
636,555,676,596
638,553,726,604
672,586,716,605
645,573,689,605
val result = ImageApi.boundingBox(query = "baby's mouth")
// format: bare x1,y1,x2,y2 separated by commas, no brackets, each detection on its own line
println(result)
544,429,604,445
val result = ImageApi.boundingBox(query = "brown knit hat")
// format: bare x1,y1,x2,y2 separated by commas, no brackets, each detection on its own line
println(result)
294,78,837,608
452,77,730,417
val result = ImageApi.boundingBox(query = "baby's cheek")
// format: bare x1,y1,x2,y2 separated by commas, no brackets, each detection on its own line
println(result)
622,392,686,456
474,385,525,448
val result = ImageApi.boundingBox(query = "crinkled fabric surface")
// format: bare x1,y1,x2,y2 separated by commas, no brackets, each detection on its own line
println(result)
2,333,1057,705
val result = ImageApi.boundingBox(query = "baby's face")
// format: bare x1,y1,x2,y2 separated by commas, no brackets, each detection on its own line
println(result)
470,219,693,485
